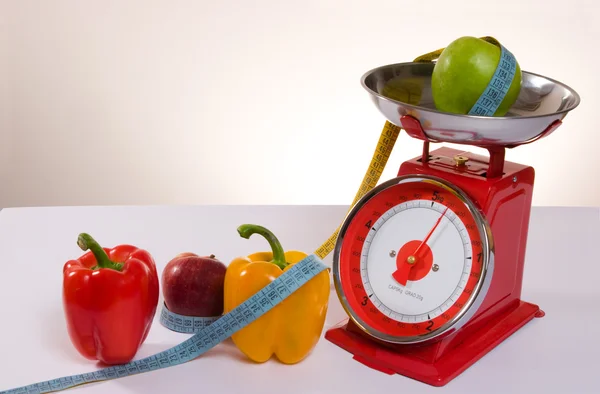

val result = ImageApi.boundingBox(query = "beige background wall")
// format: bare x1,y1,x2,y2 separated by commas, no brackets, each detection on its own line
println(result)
1,0,598,209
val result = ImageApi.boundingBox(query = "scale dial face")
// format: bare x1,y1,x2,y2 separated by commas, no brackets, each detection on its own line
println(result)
333,175,494,344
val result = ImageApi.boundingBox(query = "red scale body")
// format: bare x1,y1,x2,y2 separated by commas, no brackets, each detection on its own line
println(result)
325,116,552,386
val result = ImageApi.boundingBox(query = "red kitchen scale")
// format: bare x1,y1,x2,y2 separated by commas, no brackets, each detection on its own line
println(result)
324,60,580,386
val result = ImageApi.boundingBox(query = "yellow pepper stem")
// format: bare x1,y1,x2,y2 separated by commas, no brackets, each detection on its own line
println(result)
237,224,288,270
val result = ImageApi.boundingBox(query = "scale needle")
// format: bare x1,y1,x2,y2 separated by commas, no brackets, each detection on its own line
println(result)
392,206,448,286
413,207,449,257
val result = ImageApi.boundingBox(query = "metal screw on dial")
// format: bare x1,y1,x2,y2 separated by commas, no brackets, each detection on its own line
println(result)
390,250,396,257
432,264,439,272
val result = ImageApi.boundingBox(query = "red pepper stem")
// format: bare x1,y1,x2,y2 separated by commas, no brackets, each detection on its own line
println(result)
77,233,124,271
237,224,288,270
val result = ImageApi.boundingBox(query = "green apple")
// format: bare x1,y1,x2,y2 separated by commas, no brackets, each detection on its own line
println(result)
431,36,522,116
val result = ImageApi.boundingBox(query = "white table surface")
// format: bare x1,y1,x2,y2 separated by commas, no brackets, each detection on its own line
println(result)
0,205,598,393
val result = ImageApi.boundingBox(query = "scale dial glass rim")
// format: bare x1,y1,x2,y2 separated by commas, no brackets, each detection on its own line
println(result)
332,174,495,344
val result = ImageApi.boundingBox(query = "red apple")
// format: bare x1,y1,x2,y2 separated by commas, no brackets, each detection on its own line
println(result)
161,253,227,317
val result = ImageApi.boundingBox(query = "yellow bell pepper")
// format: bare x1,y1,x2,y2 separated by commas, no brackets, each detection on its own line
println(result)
223,224,330,364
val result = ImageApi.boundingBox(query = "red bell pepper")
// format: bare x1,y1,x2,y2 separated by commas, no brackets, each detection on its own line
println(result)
62,233,159,365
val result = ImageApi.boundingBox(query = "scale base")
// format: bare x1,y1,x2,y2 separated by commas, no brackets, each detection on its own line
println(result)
325,300,543,387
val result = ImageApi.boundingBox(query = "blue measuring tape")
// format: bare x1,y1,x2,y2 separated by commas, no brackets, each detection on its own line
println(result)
468,45,517,117
159,303,220,333
0,254,329,394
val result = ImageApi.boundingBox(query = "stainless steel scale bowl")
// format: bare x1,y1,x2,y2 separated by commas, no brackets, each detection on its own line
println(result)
361,62,580,146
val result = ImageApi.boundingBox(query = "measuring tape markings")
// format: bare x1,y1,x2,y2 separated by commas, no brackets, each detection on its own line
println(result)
159,304,219,333
468,45,517,117
1,254,328,394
